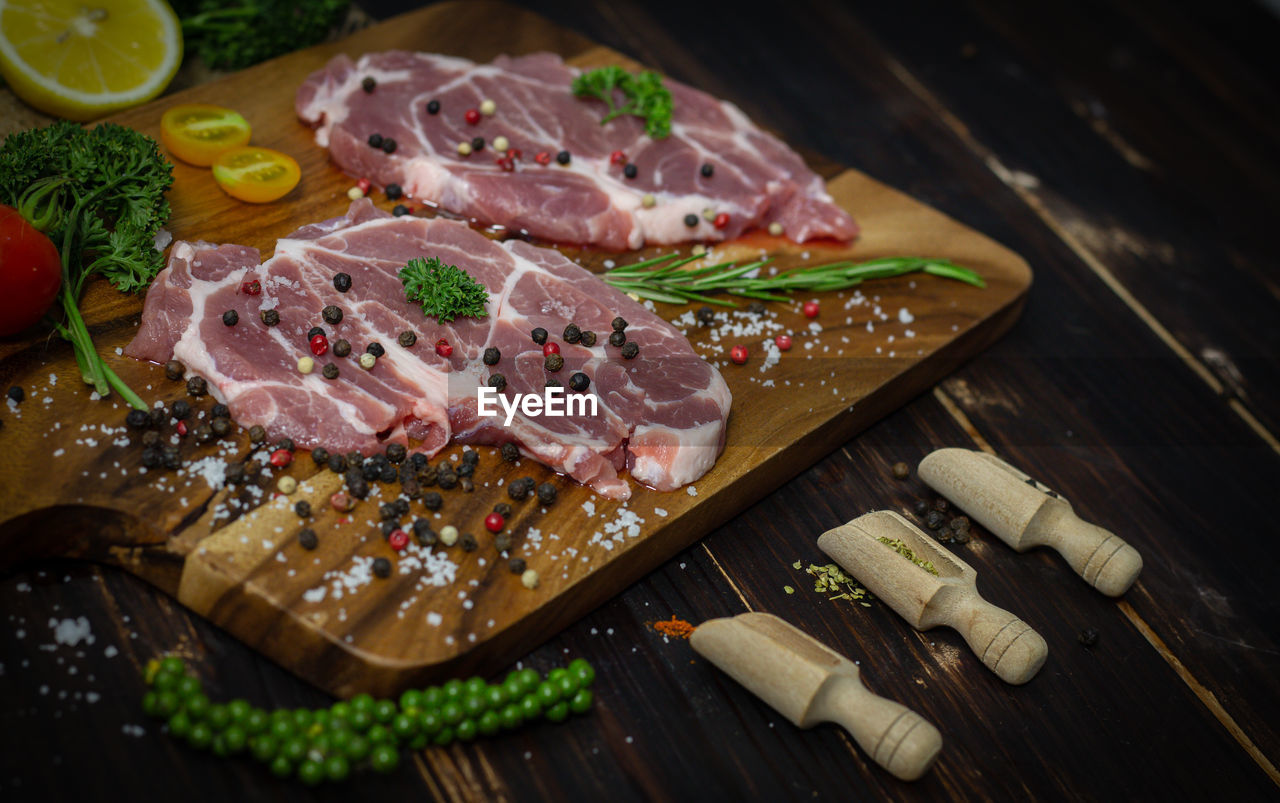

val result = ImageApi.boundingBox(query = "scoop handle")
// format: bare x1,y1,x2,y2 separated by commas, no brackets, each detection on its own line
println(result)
1030,510,1143,597
823,679,943,782
953,596,1047,685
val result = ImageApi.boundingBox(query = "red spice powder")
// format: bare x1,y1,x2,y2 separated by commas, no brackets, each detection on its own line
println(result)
652,616,695,639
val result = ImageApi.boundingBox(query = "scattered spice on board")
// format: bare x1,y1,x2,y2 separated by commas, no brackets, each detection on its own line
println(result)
877,537,940,576
652,616,695,639
795,560,872,606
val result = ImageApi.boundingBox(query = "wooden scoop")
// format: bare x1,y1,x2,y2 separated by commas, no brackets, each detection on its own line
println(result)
918,449,1142,596
690,612,942,781
818,511,1047,684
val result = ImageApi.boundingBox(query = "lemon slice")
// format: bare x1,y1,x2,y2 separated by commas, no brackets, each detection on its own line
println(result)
0,0,182,121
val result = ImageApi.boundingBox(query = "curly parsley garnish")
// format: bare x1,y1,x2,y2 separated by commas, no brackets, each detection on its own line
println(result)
399,256,489,322
571,66,673,139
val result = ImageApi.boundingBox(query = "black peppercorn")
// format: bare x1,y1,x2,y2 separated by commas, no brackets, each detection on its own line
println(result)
684,213,699,227
210,403,229,418
509,557,527,574
507,478,532,501
700,162,714,177
892,462,910,480
925,510,945,530
379,463,397,483
579,330,597,347
611,316,627,332
608,330,626,347
501,442,519,462
164,360,185,381
323,452,345,473
953,528,972,544
380,519,397,538
362,76,376,92
379,502,399,521
483,347,500,365
211,417,231,438
437,468,457,490
162,446,182,470
544,353,564,372
620,342,639,359
488,374,507,392
568,372,590,392
461,450,479,467
397,330,417,348
193,423,213,444
530,327,548,345
372,557,392,578
410,453,428,470
1078,628,1099,648
259,309,280,326
426,99,440,114
422,491,443,510
360,459,379,481
459,477,474,492
385,182,403,200
170,400,190,420
623,162,637,179
222,309,239,326
248,425,266,444
311,446,330,467
419,465,438,486
367,132,383,148
224,462,245,484
148,408,166,429
697,306,714,325
141,447,161,468
950,516,970,532
5,386,22,403
494,533,512,552
555,150,570,165
460,533,478,552
331,339,350,358
471,136,485,151
333,272,352,293
537,482,557,505
381,138,397,154
141,430,161,448
276,438,295,452
292,500,311,518
366,342,385,357
186,376,207,397
322,305,343,325
385,443,406,464
545,378,562,388
308,326,326,340
126,409,150,429
347,474,370,500
412,519,437,545
298,528,319,550
563,323,581,343
456,461,474,478
747,301,766,315
493,502,512,516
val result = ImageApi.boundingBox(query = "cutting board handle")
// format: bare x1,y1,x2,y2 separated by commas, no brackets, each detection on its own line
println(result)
954,596,1047,685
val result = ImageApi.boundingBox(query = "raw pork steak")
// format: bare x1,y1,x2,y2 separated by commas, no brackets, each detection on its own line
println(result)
126,200,731,499
296,51,857,250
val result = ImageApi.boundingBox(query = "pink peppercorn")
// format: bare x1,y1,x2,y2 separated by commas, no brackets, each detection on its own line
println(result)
269,449,292,468
389,530,409,551
775,334,792,351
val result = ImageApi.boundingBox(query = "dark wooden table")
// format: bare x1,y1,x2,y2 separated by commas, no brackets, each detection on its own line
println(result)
3,0,1277,799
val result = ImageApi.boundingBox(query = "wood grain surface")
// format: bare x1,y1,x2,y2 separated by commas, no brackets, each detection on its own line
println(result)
0,1,1030,697
1,0,1277,800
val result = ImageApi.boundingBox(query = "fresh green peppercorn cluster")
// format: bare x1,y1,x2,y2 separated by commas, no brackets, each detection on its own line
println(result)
142,655,597,785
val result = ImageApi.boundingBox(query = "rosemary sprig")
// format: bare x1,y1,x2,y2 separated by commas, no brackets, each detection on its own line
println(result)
603,254,984,307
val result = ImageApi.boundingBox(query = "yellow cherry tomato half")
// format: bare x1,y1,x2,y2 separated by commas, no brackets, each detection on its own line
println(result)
212,147,302,204
160,104,252,166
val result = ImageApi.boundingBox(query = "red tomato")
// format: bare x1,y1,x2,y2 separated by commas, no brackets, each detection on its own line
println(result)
0,204,62,336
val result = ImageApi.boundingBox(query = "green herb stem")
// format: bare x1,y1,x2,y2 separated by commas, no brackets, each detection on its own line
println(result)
603,254,984,306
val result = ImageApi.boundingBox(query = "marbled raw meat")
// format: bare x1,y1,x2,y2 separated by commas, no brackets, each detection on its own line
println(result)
296,51,857,250
126,200,731,499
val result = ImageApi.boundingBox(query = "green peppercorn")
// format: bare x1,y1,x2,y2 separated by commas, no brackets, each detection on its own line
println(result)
207,703,231,731
499,703,523,731
260,309,280,326
563,323,581,343
545,701,570,723
188,721,215,749
519,695,541,720
568,658,595,686
455,718,478,741
545,353,564,372
568,689,593,714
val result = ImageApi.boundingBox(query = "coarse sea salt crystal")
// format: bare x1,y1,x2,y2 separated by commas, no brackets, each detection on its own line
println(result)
686,486,698,497
898,307,915,324
50,616,94,647
653,508,668,517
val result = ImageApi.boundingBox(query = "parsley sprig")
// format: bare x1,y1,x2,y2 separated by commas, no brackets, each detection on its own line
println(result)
571,66,673,139
0,121,174,409
399,257,490,322
603,253,984,306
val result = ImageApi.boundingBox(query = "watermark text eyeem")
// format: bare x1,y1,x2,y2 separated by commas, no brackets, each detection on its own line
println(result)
477,385,599,425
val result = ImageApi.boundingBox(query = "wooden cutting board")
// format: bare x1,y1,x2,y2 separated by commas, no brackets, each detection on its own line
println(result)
0,0,1030,697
